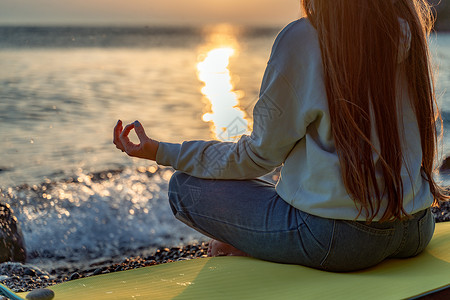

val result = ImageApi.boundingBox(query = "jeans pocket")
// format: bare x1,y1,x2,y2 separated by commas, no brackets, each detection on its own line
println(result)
320,220,395,271
412,209,435,257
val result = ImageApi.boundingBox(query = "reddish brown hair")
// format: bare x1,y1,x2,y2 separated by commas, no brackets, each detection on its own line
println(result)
302,0,448,222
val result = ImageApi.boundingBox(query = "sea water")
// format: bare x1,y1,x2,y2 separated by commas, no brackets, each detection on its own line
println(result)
0,26,449,270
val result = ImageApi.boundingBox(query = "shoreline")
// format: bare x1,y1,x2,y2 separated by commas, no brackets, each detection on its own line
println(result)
0,242,210,293
2,205,449,294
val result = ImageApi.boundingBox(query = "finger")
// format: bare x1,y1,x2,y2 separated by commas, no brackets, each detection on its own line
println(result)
133,120,149,143
116,120,123,132
113,120,124,149
120,123,136,151
121,123,134,138
114,120,122,140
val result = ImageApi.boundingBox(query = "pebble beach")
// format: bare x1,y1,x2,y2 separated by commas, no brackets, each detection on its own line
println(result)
0,242,210,293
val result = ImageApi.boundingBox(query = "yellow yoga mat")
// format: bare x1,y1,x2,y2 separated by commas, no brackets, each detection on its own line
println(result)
14,222,450,300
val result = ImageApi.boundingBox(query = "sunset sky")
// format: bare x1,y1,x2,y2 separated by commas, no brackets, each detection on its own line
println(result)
1,0,301,26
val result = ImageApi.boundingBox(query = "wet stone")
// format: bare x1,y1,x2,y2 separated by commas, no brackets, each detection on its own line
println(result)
24,269,37,277
93,268,103,276
68,272,80,281
25,288,55,300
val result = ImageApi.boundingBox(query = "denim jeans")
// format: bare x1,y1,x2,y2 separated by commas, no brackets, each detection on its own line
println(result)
168,171,435,271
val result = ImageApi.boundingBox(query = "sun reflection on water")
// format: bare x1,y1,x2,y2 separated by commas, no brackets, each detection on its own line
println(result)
197,25,250,141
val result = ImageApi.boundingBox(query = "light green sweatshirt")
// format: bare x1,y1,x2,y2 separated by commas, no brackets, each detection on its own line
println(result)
156,18,434,221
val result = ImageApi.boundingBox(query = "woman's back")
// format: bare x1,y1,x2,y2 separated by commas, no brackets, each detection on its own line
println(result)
262,17,433,221
298,0,448,221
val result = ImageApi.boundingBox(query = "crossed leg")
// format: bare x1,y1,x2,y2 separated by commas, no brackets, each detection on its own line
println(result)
167,171,301,263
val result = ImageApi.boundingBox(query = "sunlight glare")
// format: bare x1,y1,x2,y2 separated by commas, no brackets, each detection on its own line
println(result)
196,26,250,141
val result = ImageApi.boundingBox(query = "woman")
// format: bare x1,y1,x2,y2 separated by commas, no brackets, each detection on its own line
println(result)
113,0,448,271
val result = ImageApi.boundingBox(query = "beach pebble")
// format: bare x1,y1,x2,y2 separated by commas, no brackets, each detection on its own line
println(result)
68,272,80,281
25,288,55,300
24,269,37,277
93,268,103,275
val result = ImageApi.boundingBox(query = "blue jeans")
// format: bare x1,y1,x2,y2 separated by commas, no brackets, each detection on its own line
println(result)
168,171,435,271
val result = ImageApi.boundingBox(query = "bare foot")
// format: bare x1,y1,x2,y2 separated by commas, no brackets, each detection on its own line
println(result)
207,239,251,257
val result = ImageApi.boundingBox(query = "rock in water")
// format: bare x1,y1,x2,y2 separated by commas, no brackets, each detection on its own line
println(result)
25,288,55,300
0,203,26,263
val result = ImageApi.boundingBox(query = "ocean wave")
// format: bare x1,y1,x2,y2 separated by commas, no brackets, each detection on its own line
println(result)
0,166,205,270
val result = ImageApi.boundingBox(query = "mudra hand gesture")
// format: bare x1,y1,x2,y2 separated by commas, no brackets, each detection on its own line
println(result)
113,120,159,161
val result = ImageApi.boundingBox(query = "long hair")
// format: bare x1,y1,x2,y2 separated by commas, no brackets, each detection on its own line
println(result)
301,0,448,222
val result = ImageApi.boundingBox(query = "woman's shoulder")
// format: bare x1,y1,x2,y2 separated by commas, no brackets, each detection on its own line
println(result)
268,18,321,66
267,18,322,80
278,18,316,40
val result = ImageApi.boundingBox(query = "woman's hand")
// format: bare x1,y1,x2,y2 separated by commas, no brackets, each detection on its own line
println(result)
113,120,159,161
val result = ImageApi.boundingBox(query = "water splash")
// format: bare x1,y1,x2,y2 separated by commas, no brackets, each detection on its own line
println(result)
1,166,206,270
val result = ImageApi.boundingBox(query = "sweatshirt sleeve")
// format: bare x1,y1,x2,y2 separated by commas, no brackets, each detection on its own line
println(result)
155,62,311,179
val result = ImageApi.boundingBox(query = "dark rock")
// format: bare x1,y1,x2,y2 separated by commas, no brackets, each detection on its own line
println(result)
440,156,450,173
0,203,27,263
121,258,130,264
93,268,103,276
432,200,450,222
68,272,80,281
24,269,36,277
25,288,55,300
